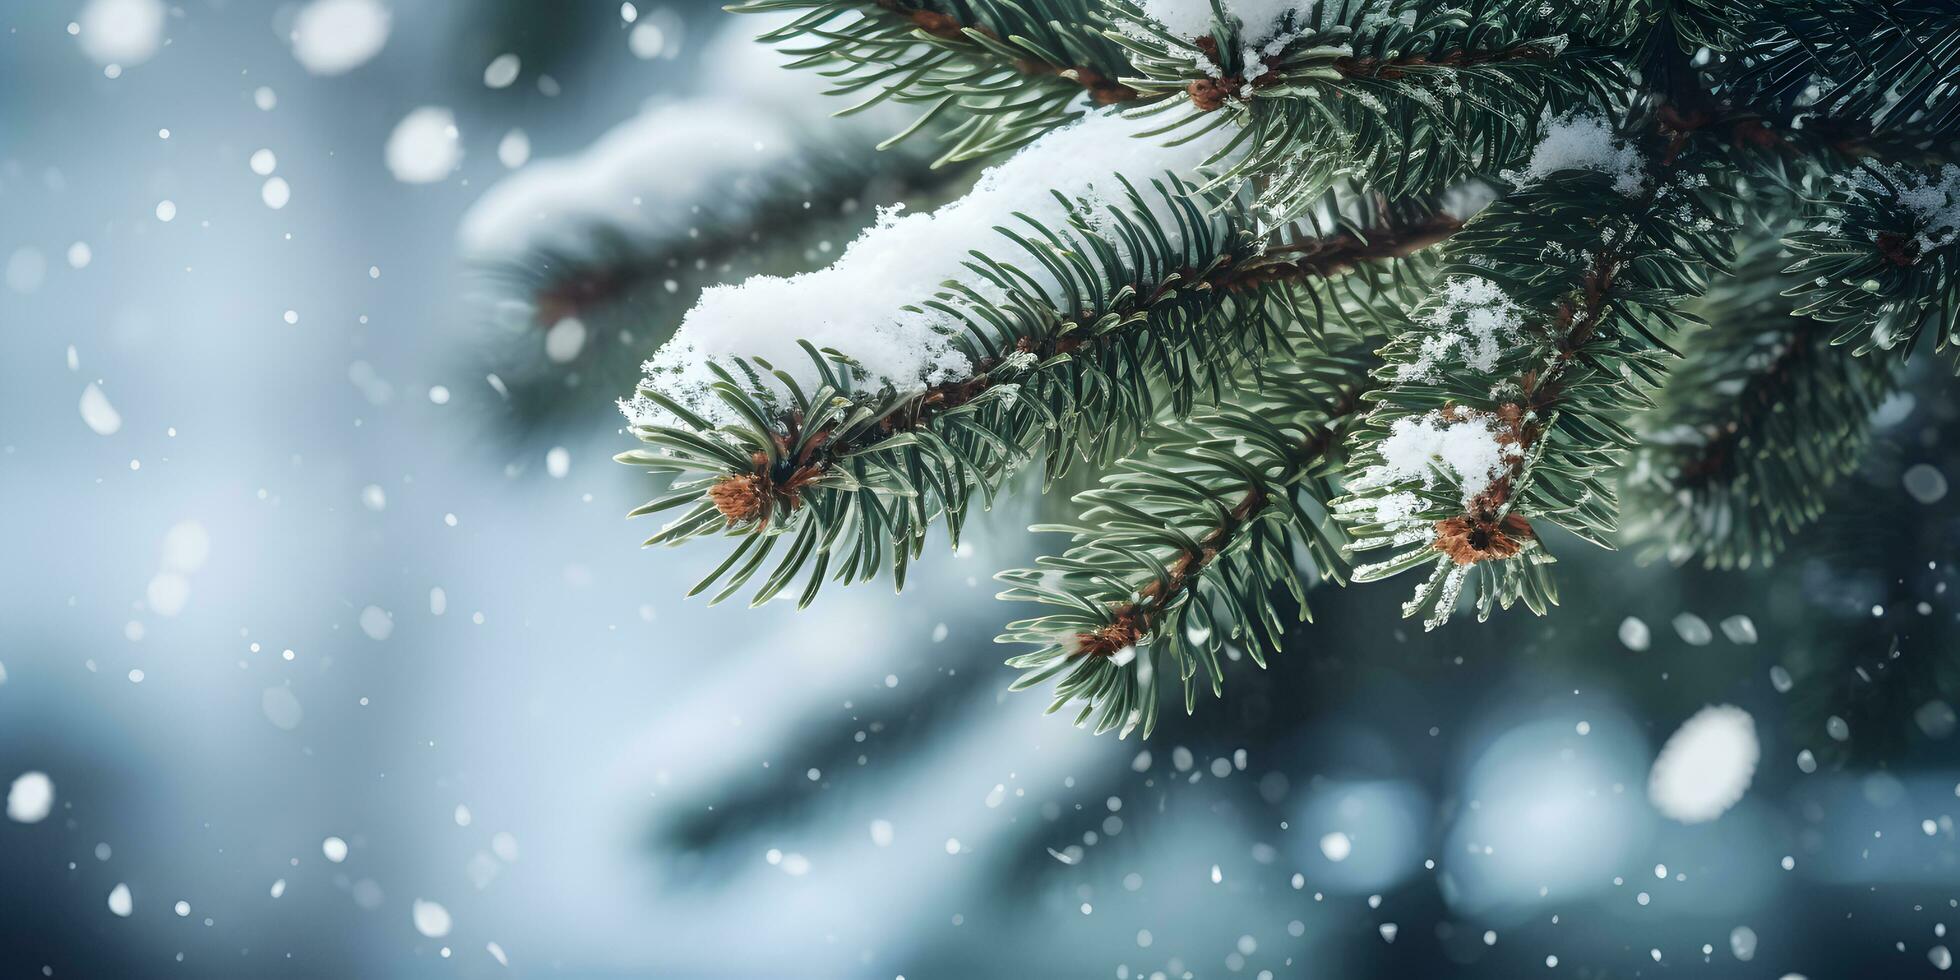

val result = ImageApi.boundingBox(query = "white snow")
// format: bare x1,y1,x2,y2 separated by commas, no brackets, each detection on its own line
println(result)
107,882,133,917
359,605,394,640
543,317,587,363
1672,612,1712,645
1618,616,1651,651
1648,704,1759,823
386,107,461,184
629,22,667,59
80,383,123,435
1399,276,1524,381
545,446,570,478
496,129,530,169
1355,408,1517,512
483,53,521,89
622,107,1237,429
459,102,797,261
412,898,453,938
1318,831,1352,862
1730,925,1758,961
250,148,278,176
68,242,93,269
262,177,291,209
1842,164,1960,255
289,0,391,76
77,0,166,67
7,771,54,823
1719,614,1758,644
1502,112,1646,196
322,836,349,862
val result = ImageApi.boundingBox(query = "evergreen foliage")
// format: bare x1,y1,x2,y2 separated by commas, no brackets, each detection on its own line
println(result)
602,0,1960,735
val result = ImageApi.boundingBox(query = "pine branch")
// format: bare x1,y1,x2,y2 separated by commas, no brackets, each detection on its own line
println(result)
1626,239,1898,568
1232,209,1461,284
1728,0,1960,142
869,0,1138,102
731,0,1148,164
995,338,1384,736
456,64,965,426
1784,160,1960,371
1334,113,1734,629
1105,0,1636,218
618,180,1462,609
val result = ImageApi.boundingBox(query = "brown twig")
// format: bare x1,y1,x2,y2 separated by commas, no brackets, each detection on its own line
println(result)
1231,212,1463,286
1073,378,1374,657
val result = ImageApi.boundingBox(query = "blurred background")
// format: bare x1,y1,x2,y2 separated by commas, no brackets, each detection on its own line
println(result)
2,1,1959,977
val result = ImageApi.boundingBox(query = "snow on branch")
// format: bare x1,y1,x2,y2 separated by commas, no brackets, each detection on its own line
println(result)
1786,161,1960,369
620,107,1236,430
1335,111,1733,628
1499,111,1646,196
460,19,915,272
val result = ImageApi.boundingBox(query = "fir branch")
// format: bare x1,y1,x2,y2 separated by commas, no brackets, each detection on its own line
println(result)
1231,209,1461,284
1728,0,1960,142
1105,0,1635,218
870,0,1140,103
456,79,962,427
1625,240,1898,568
1334,114,1734,629
732,0,1148,164
1784,160,1960,371
995,339,1384,736
619,183,1461,608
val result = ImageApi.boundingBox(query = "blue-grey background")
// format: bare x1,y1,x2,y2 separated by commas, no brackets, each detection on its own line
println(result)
2,1,1958,977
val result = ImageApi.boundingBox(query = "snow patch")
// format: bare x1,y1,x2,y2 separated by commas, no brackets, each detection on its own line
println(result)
1399,276,1525,381
621,107,1237,429
1503,112,1646,196
1842,163,1960,256
459,103,796,261
1357,408,1518,512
